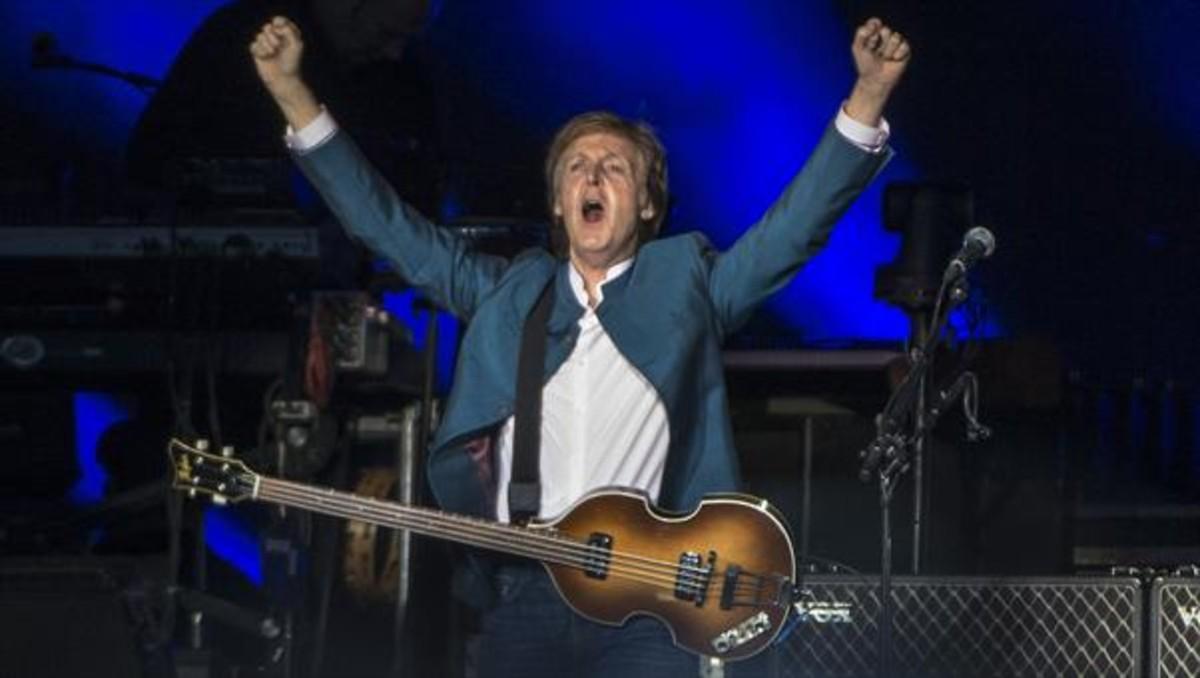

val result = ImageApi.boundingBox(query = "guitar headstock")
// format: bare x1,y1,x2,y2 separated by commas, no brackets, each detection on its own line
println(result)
167,438,259,505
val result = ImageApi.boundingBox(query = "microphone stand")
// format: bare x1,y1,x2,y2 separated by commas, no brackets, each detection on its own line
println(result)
859,271,986,678
32,46,162,93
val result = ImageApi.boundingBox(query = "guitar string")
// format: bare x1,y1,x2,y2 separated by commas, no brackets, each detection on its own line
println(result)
179,456,783,603
259,480,706,590
258,481,699,593
263,473,735,579
256,477,785,603
180,449,763,585
271,488,774,607
186,477,774,605
261,474,786,599
246,472,638,573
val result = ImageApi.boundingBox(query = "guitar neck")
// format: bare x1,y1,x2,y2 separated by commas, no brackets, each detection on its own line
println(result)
255,476,570,566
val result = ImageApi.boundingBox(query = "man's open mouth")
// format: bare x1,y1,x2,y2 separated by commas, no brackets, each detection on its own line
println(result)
582,198,605,223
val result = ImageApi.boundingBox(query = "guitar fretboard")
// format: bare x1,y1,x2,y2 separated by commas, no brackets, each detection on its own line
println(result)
256,476,587,567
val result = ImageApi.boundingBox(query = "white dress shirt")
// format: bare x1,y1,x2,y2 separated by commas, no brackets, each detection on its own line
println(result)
493,260,672,521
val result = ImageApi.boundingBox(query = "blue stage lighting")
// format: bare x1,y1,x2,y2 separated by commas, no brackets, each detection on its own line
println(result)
70,392,133,505
430,1,942,342
204,505,265,586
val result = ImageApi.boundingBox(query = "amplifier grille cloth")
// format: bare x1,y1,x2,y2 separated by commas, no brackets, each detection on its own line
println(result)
735,576,1141,678
1151,578,1200,678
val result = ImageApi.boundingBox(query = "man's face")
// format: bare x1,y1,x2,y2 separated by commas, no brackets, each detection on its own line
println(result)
553,132,653,268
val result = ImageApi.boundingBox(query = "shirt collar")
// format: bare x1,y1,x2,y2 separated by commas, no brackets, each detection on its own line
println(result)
568,257,634,308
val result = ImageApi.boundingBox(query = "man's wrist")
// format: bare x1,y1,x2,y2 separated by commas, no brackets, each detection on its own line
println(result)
269,78,321,131
843,78,892,127
266,76,311,106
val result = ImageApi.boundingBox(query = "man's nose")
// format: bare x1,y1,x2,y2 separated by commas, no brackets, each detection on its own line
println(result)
587,165,602,185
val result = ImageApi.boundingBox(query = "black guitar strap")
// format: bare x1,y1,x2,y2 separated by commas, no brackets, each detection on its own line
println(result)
508,278,555,525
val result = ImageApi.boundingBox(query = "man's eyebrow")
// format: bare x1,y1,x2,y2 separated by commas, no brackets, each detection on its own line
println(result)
561,150,632,164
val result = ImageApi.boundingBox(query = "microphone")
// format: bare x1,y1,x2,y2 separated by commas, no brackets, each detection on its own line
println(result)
943,226,995,281
29,32,162,90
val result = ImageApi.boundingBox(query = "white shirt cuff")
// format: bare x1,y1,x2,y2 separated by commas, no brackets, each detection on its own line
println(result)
835,105,890,154
284,107,338,153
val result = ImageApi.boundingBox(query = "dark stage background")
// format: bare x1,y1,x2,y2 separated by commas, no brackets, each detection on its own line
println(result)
1,1,1197,676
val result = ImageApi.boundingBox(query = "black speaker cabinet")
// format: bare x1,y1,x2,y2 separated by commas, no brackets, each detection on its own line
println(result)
733,575,1142,678
1150,577,1200,678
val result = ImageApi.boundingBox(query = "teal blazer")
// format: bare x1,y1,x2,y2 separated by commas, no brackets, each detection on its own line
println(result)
294,123,890,602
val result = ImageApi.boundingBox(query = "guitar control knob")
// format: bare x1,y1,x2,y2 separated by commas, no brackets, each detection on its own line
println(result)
189,489,197,499
213,496,228,506
221,445,234,458
196,439,210,451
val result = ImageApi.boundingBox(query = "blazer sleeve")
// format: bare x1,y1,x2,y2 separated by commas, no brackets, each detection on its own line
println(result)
292,130,507,319
705,124,892,336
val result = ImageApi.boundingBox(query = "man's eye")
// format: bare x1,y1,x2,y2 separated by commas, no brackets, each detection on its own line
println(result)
605,162,626,174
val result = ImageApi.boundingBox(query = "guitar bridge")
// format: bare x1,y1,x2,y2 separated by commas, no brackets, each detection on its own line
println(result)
720,564,742,610
719,567,792,611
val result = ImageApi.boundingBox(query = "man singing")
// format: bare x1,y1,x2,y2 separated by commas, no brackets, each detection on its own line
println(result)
252,15,909,676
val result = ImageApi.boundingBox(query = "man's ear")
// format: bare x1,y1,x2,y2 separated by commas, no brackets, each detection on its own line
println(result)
638,186,654,221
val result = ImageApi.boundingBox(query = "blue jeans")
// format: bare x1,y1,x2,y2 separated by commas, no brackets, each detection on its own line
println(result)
476,565,700,678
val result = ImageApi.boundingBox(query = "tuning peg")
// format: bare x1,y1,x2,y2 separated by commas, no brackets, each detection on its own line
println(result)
213,495,228,506
221,445,234,458
196,439,210,451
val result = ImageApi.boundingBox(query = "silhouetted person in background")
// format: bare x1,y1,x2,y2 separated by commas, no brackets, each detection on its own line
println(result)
127,0,441,216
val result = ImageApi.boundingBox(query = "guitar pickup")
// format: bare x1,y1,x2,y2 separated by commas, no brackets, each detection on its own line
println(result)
675,551,714,606
584,533,612,579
